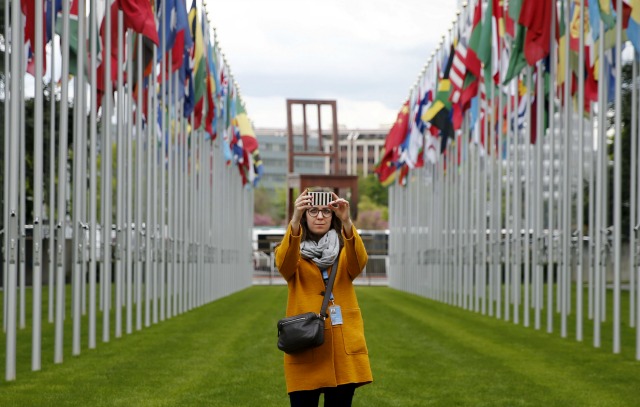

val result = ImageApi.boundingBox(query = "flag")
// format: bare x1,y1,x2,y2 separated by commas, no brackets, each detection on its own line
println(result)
400,87,427,169
489,0,506,84
597,0,617,29
158,0,178,55
251,150,265,187
171,0,192,72
202,18,218,138
56,0,92,79
236,102,264,186
423,45,455,153
22,0,47,75
478,0,495,83
424,132,439,164
236,102,259,153
217,51,230,122
466,0,483,80
450,5,473,105
45,0,63,44
520,0,559,65
95,0,159,94
557,0,569,89
375,101,410,186
503,0,528,84
226,86,245,169
458,0,483,108
189,0,206,129
449,38,468,105
181,47,195,118
505,0,517,37
625,0,640,56
118,0,159,46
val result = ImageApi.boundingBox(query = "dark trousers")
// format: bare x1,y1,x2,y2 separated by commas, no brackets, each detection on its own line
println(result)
289,384,357,407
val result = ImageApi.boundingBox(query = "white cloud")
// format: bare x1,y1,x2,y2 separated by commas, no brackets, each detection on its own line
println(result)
205,0,460,128
243,95,399,130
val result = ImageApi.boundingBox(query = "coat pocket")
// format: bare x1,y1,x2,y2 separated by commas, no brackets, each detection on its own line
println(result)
341,308,368,355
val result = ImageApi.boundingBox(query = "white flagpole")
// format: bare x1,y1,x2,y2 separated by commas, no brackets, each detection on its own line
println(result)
504,81,512,323
561,0,572,338
5,0,22,380
588,88,596,322
594,20,606,348
535,61,544,331
512,81,521,325
632,57,639,332
483,84,490,318
160,13,168,324
576,0,586,342
114,9,124,339
524,68,533,328
48,0,58,325
55,0,71,363
547,0,557,334
2,0,9,333
113,10,125,338
179,102,186,315
636,57,640,360
152,52,159,325
145,46,154,328
125,30,135,335
173,71,180,318
166,56,174,321
19,12,26,333
32,0,45,371
135,33,144,331
72,0,87,356
157,4,168,321
102,0,113,344
630,59,638,331
190,112,196,310
494,81,503,320
89,0,99,350
612,0,623,354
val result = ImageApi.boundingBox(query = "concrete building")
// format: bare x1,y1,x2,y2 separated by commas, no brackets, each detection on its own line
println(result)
255,127,389,192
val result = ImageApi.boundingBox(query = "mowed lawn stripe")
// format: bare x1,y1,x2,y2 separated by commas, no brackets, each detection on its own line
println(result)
358,287,640,407
1,286,639,406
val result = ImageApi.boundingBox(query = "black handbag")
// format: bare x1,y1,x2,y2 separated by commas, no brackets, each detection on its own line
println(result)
277,255,340,354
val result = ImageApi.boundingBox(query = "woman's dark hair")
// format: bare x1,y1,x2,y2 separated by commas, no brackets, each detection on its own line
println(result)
300,186,343,247
274,186,345,251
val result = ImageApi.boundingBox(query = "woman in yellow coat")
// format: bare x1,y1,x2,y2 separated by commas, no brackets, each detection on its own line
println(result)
275,188,373,407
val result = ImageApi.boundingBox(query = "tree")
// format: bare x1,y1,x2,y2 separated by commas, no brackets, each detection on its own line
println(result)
355,175,389,229
253,186,288,226
359,174,388,207
604,62,636,239
1,81,76,232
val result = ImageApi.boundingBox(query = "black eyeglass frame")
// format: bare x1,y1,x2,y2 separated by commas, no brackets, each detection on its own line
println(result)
307,207,333,218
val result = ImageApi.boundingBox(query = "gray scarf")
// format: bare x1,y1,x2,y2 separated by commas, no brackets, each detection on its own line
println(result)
300,229,340,269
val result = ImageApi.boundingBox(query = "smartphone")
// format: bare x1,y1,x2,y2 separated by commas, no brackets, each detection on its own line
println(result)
308,191,333,207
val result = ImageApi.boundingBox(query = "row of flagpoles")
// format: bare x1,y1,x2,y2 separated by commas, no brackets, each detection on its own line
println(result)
2,0,259,381
381,0,640,359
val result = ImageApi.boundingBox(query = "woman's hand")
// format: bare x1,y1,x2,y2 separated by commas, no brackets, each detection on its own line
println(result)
329,193,353,237
290,189,311,234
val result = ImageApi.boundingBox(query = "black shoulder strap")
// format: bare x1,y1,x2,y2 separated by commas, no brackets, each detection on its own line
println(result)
320,250,341,318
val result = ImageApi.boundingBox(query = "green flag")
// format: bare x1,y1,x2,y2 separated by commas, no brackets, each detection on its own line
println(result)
503,23,527,84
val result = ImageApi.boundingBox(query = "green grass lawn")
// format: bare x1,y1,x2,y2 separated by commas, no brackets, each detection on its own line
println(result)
1,286,640,406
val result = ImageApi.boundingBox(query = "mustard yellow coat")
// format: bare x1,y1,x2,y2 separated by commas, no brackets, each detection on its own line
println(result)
275,224,373,394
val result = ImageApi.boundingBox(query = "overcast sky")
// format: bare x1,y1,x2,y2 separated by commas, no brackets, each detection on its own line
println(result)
205,0,460,130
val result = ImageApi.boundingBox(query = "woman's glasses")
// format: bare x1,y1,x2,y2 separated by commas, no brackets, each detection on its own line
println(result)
307,207,332,217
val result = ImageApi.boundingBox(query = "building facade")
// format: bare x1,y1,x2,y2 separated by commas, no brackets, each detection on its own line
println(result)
255,127,389,192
